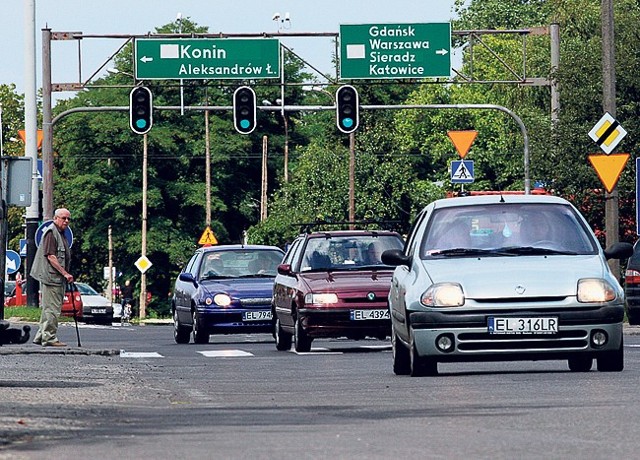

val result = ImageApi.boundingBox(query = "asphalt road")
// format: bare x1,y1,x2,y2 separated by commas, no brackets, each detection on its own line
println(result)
2,322,640,459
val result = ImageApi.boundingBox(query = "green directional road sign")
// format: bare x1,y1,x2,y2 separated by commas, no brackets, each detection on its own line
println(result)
135,38,280,80
339,23,451,80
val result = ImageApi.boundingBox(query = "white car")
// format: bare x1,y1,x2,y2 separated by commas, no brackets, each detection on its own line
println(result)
383,194,634,376
76,282,115,324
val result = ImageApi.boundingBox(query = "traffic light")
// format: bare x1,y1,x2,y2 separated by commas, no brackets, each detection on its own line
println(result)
336,85,359,134
129,86,153,135
233,86,257,134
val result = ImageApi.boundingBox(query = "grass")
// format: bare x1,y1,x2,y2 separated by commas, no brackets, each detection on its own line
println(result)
4,306,42,322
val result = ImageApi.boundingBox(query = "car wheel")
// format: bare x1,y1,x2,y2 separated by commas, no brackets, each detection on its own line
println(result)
192,310,209,344
392,327,410,375
274,316,292,351
568,355,592,372
173,309,191,344
597,336,624,372
294,316,312,353
410,341,437,377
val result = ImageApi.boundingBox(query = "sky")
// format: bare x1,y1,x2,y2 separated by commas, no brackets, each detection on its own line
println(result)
1,0,460,105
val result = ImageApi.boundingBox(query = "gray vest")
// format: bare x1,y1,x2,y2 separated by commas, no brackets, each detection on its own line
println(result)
30,225,68,286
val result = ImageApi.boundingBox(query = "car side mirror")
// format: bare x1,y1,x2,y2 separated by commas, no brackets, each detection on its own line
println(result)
179,272,197,285
381,249,412,267
604,242,634,261
277,263,292,275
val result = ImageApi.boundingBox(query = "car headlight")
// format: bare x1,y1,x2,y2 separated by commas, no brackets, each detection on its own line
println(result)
304,293,338,305
421,283,465,307
577,278,616,302
213,293,232,306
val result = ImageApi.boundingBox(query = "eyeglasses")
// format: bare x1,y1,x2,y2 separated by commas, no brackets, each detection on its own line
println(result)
57,216,71,221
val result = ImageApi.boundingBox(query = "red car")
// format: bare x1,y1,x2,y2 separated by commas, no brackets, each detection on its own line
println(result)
272,228,404,352
5,284,83,319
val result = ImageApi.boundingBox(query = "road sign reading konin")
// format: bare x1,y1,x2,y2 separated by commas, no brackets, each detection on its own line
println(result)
339,23,451,79
135,38,280,80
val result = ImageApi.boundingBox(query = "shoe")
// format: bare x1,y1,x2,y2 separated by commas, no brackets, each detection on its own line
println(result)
33,339,42,345
44,341,67,347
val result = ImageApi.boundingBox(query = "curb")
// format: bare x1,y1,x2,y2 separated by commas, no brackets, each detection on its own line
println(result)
0,346,120,355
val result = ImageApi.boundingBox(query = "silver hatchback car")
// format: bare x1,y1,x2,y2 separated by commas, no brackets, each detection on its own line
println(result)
383,194,633,376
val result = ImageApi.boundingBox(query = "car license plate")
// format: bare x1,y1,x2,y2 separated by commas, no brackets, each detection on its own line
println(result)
243,310,272,321
488,317,558,334
91,308,106,314
350,309,390,320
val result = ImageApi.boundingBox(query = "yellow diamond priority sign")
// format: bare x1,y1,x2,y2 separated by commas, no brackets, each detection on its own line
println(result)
588,112,627,154
135,255,153,274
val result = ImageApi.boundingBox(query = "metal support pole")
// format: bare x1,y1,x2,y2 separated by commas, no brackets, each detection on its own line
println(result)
25,0,39,307
108,225,113,303
205,109,211,226
139,133,148,319
42,28,54,221
349,132,355,228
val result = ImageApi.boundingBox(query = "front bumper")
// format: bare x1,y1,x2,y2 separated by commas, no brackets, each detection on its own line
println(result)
199,308,273,334
408,305,624,361
298,307,390,339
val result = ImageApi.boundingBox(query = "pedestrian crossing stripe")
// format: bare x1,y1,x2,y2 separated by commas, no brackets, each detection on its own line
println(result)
198,226,218,246
120,351,164,358
198,350,253,357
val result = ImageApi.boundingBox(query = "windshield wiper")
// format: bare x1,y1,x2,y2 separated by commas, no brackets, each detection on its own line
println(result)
430,248,500,257
497,246,578,256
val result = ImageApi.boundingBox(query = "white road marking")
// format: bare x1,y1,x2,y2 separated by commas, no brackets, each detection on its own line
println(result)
198,350,254,357
120,351,164,358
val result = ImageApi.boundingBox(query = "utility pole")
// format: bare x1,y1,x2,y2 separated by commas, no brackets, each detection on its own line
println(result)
261,136,268,221
139,133,148,319
601,0,619,275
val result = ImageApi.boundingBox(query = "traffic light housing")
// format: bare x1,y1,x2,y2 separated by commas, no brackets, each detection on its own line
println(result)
233,86,257,134
129,86,153,135
336,85,359,134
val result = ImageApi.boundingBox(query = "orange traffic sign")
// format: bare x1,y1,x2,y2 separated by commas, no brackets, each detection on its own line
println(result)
198,226,218,246
588,153,629,193
17,129,43,150
447,130,477,158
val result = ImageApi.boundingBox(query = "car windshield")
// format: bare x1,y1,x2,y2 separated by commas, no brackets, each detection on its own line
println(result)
76,283,100,296
421,202,598,259
199,249,284,279
300,234,404,271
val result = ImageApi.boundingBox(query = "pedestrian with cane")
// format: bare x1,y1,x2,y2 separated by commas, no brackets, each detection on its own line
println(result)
31,208,74,347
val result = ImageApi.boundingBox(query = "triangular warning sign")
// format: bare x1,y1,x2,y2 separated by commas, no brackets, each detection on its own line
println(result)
448,130,478,158
198,226,218,246
588,153,629,193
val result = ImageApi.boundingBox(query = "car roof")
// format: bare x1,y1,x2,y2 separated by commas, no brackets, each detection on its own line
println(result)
302,229,402,239
198,244,284,254
430,194,572,210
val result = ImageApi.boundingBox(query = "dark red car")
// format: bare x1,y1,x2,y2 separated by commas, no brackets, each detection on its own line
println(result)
5,284,83,320
272,229,404,352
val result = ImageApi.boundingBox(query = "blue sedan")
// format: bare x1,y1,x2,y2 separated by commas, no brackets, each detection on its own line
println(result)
172,245,284,344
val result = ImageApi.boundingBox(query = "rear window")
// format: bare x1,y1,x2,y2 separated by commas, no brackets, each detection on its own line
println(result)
301,234,404,271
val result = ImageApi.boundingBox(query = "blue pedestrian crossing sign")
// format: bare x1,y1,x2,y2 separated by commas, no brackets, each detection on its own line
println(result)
19,239,27,256
451,160,474,184
6,250,21,275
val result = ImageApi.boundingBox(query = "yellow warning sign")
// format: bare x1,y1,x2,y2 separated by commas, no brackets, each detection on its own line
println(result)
588,153,629,193
198,226,218,246
447,130,478,158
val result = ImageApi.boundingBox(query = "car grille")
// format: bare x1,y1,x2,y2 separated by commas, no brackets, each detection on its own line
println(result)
456,329,589,353
239,297,272,307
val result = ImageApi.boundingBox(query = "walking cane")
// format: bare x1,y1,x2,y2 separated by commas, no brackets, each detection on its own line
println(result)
69,282,82,347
